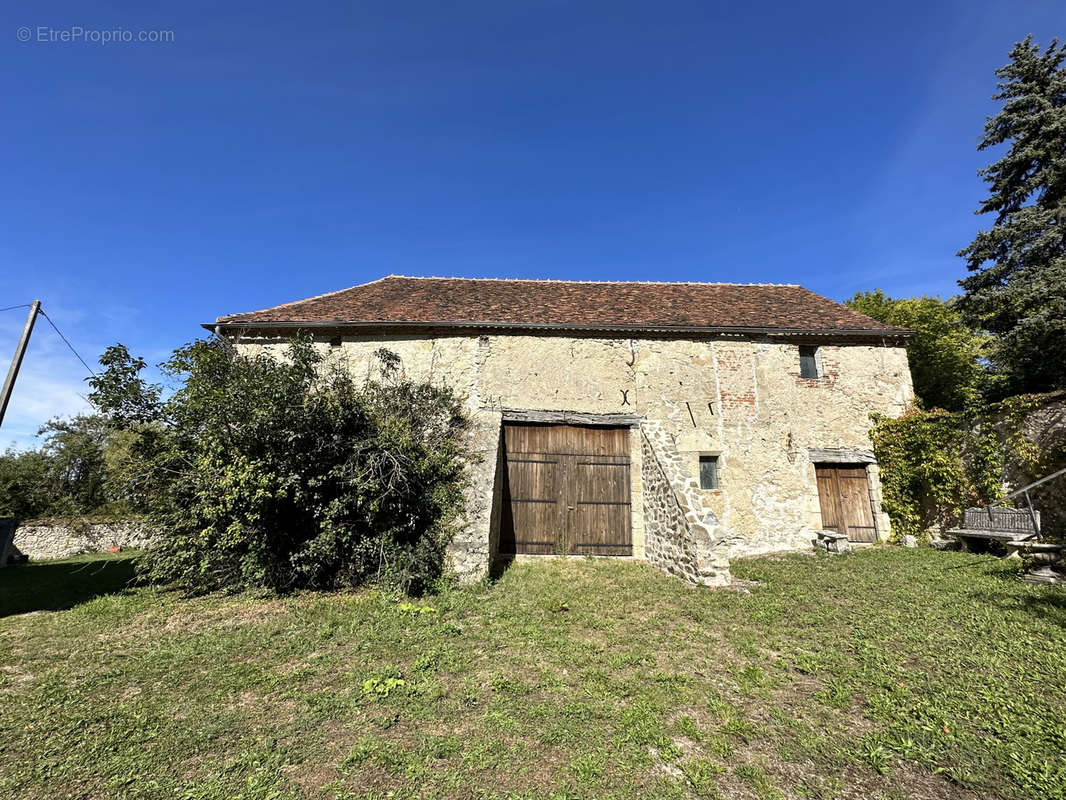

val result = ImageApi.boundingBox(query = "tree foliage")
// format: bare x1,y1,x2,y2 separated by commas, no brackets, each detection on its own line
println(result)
88,338,469,594
846,290,987,411
0,448,54,520
957,36,1066,396
0,415,132,520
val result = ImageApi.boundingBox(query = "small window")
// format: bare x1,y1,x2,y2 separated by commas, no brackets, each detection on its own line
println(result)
799,345,819,379
699,455,719,490
328,335,342,348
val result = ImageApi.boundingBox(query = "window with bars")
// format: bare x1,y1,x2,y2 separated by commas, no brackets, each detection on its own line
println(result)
699,455,719,490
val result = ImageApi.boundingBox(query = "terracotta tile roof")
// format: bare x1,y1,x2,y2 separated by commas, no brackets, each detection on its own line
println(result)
213,276,906,336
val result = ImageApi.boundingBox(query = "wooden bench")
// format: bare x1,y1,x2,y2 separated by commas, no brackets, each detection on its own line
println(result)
948,506,1040,551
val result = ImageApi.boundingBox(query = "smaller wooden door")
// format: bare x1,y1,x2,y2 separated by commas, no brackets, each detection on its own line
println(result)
815,465,878,543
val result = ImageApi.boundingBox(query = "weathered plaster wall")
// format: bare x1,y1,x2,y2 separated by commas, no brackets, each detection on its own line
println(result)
241,331,912,578
13,519,149,561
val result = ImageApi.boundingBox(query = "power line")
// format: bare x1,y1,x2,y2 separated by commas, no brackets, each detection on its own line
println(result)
0,303,32,313
39,309,97,377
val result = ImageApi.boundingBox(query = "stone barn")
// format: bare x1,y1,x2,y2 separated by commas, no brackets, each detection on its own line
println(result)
210,276,913,586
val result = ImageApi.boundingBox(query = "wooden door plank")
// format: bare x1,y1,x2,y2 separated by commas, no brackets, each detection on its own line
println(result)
568,442,632,555
839,470,877,543
501,424,565,555
501,423,632,557
814,464,878,544
815,467,843,534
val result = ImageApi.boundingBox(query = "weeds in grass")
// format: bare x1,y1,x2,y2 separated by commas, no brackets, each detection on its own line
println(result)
362,674,407,698
658,741,684,761
680,757,725,797
814,677,852,708
735,763,785,800
704,735,734,759
396,601,437,615
674,714,702,741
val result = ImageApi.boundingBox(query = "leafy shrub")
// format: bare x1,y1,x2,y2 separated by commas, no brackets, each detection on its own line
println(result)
89,337,469,594
0,448,53,520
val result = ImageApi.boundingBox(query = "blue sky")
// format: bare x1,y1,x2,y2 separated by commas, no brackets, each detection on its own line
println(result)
1,0,1063,447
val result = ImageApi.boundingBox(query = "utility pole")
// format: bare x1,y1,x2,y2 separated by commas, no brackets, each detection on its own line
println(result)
0,300,41,429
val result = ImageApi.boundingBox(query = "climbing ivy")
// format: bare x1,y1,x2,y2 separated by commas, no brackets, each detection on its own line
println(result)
871,408,1002,540
995,394,1043,473
871,393,1066,540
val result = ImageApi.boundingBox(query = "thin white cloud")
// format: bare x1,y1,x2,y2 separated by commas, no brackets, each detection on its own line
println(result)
0,306,98,451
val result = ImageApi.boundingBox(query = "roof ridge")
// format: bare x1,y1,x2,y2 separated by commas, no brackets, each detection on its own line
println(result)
382,275,801,288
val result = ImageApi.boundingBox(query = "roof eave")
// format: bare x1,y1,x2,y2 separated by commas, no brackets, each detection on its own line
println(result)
203,319,911,340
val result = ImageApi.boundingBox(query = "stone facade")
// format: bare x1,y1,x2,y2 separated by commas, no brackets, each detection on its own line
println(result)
13,519,150,561
240,330,913,583
640,422,731,586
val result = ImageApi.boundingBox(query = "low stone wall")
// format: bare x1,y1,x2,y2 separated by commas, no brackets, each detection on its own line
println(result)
12,519,151,561
1006,392,1066,538
640,423,731,586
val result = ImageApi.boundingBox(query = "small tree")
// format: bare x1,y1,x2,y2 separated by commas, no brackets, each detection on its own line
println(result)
957,36,1066,396
0,448,53,520
89,338,469,594
37,415,116,516
0,414,131,520
845,291,988,411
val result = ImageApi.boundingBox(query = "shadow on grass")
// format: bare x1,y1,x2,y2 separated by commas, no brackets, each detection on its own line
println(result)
1016,591,1066,627
967,583,1066,628
488,554,515,582
0,554,139,618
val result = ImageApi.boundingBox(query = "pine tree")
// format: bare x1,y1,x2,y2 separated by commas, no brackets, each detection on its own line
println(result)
957,36,1066,396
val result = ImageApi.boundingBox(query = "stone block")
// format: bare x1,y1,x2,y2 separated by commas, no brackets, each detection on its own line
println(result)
814,530,851,555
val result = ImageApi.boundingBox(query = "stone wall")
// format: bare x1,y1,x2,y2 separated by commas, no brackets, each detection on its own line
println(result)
239,329,913,581
13,519,149,561
640,422,731,586
999,391,1066,538
452,410,503,578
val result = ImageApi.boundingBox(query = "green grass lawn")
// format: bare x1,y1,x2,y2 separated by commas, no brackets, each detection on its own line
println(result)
1,548,1065,800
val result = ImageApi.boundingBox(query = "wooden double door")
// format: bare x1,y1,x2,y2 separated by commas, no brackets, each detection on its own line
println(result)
499,423,633,556
815,464,878,543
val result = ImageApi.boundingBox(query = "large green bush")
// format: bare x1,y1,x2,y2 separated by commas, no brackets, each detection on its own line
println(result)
89,338,469,594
